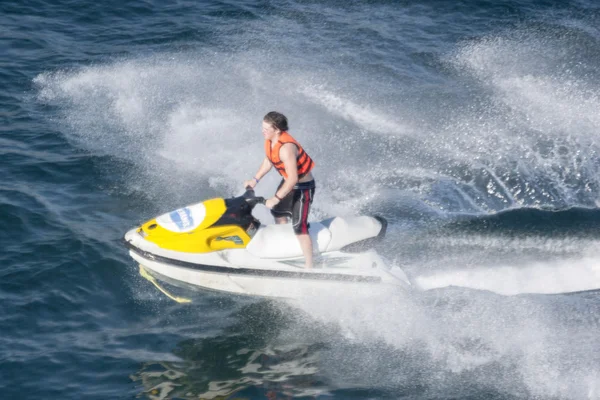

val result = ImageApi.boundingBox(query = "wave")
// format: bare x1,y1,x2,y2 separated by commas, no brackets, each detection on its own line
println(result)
390,206,600,296
443,206,600,236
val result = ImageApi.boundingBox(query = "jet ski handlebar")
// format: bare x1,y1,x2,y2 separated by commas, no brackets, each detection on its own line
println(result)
243,187,266,207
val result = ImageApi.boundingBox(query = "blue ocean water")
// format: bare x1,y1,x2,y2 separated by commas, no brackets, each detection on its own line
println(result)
2,0,600,398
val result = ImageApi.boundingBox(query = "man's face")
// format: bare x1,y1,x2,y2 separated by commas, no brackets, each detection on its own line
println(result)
262,121,279,140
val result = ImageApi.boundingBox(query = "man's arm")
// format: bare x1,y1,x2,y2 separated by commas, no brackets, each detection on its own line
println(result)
255,157,273,180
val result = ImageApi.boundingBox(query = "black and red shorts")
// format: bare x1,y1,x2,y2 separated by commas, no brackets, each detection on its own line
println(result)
271,179,316,235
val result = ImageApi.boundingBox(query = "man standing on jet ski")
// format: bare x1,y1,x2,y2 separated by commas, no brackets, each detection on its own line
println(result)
244,112,316,269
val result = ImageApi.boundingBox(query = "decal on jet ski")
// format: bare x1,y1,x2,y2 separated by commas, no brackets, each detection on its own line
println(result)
156,203,207,233
281,255,354,269
215,235,244,245
171,208,193,230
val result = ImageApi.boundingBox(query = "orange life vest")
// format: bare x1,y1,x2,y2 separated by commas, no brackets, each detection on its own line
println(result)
265,132,314,179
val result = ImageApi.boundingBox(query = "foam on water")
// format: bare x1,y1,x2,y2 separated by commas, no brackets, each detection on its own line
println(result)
285,280,600,399
298,84,413,136
415,256,600,295
33,51,415,220
34,26,600,213
445,30,600,209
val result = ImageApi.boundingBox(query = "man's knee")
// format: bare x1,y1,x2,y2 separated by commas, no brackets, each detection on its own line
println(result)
293,222,310,235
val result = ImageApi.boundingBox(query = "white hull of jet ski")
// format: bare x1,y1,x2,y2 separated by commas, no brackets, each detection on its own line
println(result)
128,249,408,299
124,216,411,299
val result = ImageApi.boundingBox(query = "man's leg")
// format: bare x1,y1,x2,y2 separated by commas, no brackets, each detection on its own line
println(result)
292,185,315,269
297,234,313,269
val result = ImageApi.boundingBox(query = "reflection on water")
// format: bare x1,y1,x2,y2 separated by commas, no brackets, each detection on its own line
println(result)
131,301,331,399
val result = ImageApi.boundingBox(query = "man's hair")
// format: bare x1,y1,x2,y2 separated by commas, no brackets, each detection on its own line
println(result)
263,111,289,132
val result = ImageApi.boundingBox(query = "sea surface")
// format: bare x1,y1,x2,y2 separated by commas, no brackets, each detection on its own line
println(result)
2,0,600,398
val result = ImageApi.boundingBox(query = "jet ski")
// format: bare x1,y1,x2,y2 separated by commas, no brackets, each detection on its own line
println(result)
123,188,411,300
